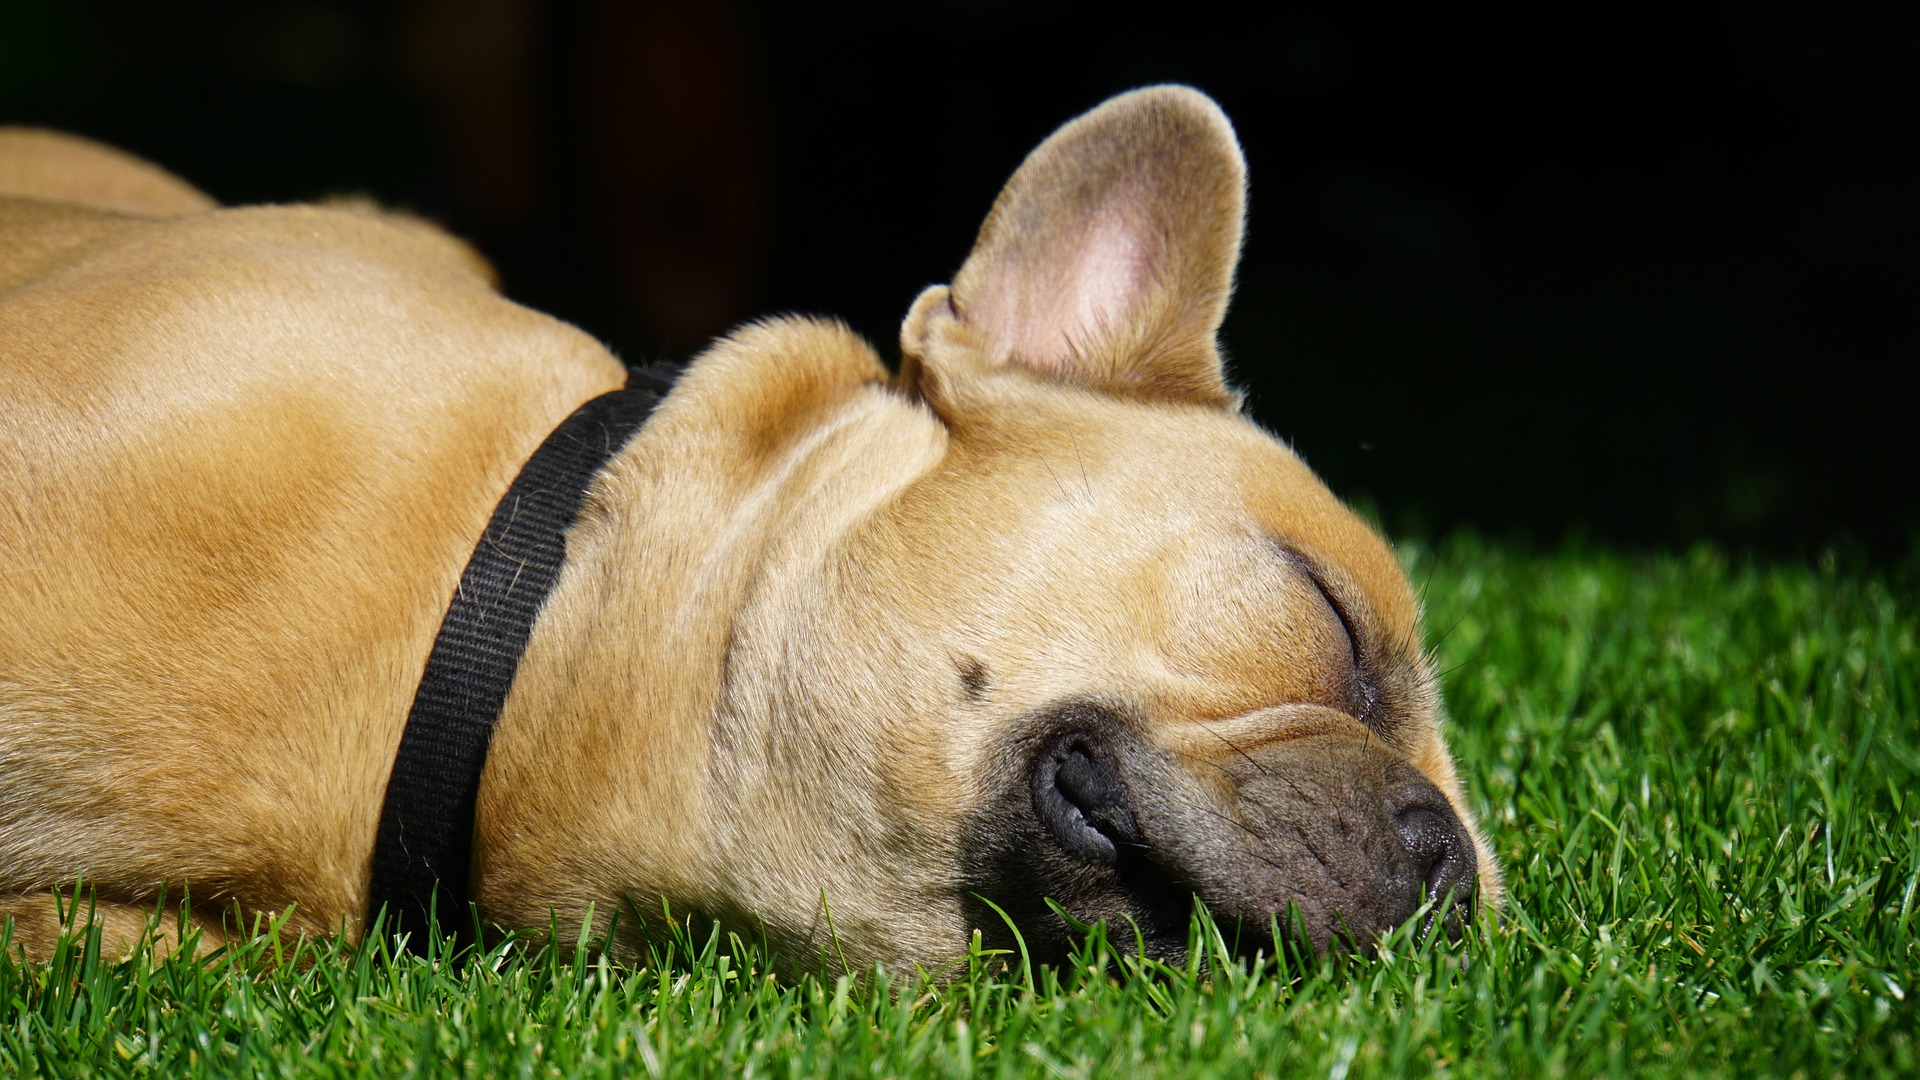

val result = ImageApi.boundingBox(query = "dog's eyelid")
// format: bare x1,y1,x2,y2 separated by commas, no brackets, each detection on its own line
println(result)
1266,539,1370,664
1311,573,1367,679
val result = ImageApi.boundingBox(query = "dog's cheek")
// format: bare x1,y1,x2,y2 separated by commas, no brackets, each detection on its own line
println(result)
707,656,992,968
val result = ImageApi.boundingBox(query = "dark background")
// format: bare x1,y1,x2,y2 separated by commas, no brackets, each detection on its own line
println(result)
4,1,1914,557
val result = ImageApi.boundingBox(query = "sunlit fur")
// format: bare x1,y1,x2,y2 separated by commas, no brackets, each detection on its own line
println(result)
0,88,1500,969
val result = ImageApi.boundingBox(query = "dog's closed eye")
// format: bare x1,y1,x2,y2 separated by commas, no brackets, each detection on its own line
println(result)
1270,542,1379,724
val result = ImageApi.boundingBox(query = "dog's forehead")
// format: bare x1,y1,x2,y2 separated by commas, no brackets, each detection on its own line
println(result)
873,398,1420,676
953,398,1418,631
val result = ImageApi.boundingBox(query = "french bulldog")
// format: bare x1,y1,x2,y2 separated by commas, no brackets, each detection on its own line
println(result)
0,86,1500,971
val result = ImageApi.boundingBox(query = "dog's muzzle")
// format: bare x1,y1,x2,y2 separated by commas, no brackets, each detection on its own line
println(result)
965,702,1478,964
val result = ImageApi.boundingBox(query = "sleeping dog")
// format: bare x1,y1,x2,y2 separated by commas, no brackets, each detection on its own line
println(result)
0,86,1499,970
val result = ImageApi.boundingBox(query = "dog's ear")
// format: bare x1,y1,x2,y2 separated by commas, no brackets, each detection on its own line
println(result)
902,85,1245,411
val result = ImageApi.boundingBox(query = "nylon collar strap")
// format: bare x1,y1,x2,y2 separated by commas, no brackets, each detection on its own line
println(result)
368,364,680,950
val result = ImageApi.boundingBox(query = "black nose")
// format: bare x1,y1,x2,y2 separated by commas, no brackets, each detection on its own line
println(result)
1391,800,1477,940
1033,735,1143,864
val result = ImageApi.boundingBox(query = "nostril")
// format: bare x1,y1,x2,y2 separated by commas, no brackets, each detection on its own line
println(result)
1394,805,1477,926
1033,736,1141,864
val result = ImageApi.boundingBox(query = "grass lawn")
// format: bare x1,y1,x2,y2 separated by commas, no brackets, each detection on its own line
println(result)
4,537,1915,1077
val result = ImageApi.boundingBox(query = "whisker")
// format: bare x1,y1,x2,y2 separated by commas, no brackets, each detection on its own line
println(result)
1201,725,1272,778
1426,613,1468,657
1434,646,1488,684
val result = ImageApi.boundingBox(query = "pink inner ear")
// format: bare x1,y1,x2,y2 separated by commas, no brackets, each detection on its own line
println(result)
979,190,1159,375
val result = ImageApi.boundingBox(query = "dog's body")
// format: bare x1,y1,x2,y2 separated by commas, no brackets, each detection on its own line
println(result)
0,90,1499,971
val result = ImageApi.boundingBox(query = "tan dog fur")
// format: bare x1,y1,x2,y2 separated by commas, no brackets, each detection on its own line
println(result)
0,89,1500,970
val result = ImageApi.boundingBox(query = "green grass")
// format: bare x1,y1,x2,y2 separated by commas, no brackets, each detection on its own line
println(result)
4,538,1916,1077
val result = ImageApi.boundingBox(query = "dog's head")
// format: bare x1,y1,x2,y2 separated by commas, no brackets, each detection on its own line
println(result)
561,86,1499,972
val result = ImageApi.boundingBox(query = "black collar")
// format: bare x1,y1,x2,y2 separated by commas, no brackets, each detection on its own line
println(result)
368,364,680,950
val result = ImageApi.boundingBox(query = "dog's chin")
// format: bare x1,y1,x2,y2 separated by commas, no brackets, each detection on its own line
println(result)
959,701,1478,965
